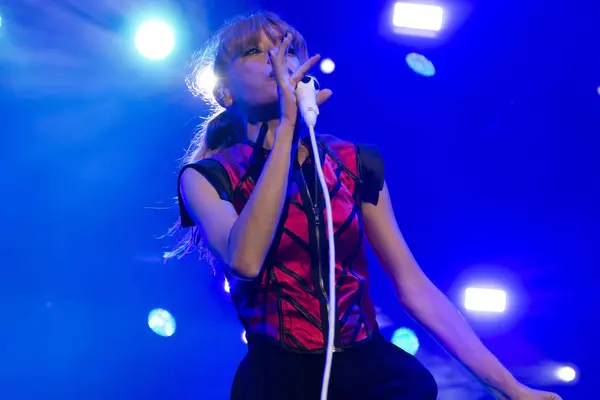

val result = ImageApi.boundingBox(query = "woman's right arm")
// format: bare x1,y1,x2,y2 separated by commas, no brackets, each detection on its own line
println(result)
179,125,294,279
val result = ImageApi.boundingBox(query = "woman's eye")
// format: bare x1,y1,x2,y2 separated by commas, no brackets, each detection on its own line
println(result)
243,48,261,56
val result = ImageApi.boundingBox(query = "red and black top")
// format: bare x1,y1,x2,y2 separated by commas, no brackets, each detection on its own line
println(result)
178,127,384,354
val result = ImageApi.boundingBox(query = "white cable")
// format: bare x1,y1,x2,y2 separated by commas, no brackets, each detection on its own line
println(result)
296,76,336,400
306,124,336,400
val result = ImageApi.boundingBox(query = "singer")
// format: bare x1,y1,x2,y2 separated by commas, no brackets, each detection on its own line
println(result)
167,11,561,400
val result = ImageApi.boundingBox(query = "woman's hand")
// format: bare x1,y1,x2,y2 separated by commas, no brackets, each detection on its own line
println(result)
268,33,332,126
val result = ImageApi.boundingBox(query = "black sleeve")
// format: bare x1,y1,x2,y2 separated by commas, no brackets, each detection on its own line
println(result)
356,143,385,205
177,158,233,228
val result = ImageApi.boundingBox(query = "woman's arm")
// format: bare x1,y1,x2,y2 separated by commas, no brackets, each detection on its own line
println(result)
362,181,525,398
180,123,295,278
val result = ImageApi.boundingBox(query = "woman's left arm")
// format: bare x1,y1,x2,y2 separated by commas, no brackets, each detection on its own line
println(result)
362,182,560,400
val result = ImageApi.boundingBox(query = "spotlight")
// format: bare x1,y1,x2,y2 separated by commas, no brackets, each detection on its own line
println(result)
195,67,219,95
464,287,507,313
135,19,175,60
393,2,444,32
241,330,248,344
320,58,336,74
555,366,577,383
148,308,176,337
406,53,436,77
224,278,230,293
391,327,420,355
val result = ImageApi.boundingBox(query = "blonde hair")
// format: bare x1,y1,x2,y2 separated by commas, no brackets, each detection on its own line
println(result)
163,11,309,263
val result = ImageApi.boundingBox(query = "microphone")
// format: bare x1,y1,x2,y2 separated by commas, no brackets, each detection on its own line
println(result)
296,75,320,128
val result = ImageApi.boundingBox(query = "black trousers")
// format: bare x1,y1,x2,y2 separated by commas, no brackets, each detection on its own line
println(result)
230,332,438,400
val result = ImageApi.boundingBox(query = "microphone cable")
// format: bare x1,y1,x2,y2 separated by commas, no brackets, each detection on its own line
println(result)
296,75,336,400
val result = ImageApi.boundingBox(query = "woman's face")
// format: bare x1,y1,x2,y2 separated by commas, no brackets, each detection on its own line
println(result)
227,29,301,108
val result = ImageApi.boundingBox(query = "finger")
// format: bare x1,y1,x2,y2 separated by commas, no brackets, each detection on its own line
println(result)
268,33,293,82
267,50,282,82
277,31,293,66
291,54,321,84
316,89,333,106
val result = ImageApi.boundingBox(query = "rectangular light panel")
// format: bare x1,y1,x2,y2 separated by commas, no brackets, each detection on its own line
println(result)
393,2,444,32
464,287,507,313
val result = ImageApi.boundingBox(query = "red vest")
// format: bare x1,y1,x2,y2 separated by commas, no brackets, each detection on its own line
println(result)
211,134,378,353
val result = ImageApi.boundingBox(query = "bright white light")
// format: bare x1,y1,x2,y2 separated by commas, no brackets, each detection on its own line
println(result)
556,366,577,382
148,308,176,337
224,278,230,293
196,67,219,95
135,19,175,60
393,2,444,32
241,330,248,344
597,85,600,96
464,287,507,313
320,58,336,74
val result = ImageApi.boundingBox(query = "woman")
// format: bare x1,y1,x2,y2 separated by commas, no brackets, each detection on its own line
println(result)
167,11,562,400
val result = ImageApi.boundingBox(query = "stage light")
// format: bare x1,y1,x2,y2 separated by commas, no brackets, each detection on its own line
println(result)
391,327,420,355
464,287,507,313
393,2,444,32
241,330,248,344
555,366,577,382
320,58,336,74
135,19,175,60
148,308,176,337
406,53,436,77
195,67,219,95
224,278,230,293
